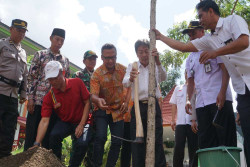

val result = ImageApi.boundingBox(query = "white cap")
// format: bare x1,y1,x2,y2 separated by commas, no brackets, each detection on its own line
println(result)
44,61,63,80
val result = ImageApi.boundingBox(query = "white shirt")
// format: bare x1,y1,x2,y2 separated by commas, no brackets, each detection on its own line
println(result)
191,14,250,95
186,52,232,108
169,84,191,125
122,61,167,100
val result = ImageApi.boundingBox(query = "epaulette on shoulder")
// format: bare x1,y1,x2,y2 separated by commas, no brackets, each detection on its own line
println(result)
0,38,7,42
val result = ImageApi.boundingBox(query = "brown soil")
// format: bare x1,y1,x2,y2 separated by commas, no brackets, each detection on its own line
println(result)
0,147,65,167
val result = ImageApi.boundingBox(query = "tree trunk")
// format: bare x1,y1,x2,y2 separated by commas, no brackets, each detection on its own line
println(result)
146,0,157,166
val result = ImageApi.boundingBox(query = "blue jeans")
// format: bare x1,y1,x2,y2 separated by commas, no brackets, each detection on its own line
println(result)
93,109,124,167
49,119,92,167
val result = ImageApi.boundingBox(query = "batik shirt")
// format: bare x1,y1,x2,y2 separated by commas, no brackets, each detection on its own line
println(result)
27,48,70,106
91,63,126,122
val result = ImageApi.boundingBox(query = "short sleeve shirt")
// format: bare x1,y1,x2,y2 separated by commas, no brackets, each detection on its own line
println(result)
191,14,250,95
42,78,90,124
169,84,191,125
90,63,126,122
185,52,232,108
0,37,27,99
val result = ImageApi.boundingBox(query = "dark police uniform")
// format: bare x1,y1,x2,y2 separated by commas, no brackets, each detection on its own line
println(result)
0,19,28,158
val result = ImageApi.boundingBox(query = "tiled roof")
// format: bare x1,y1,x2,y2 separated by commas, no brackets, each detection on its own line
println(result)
162,86,176,126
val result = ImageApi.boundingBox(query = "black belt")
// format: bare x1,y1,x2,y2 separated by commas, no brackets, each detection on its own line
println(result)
0,75,21,88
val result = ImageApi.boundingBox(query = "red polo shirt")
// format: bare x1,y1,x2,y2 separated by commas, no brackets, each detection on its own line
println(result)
42,78,90,124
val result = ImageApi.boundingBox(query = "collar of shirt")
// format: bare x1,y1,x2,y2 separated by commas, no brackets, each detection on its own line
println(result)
101,63,122,75
211,17,224,35
53,78,71,94
83,67,94,75
138,61,149,69
48,48,62,58
8,37,22,51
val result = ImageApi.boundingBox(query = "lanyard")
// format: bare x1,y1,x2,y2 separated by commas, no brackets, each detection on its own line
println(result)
50,89,61,109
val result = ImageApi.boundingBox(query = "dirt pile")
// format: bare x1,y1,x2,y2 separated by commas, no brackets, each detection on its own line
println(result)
0,147,65,167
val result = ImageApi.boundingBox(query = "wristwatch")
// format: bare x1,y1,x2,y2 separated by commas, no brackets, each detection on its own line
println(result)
33,141,41,147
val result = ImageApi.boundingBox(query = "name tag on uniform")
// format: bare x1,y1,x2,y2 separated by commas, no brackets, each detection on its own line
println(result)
204,61,212,73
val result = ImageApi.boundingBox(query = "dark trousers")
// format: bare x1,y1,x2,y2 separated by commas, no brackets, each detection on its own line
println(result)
71,126,96,167
196,101,237,149
0,94,18,158
120,122,131,167
93,109,124,167
130,101,166,167
173,125,198,167
24,105,57,150
49,119,92,167
237,85,250,166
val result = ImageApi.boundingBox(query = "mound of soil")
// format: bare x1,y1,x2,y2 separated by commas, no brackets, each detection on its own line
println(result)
0,147,65,167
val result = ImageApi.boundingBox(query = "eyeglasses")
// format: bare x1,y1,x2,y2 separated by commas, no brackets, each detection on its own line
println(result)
102,56,117,60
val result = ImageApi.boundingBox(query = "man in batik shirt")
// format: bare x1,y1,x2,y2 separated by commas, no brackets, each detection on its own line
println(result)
91,43,127,167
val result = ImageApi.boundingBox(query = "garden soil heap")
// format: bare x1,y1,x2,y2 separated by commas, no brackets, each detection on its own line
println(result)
0,147,65,167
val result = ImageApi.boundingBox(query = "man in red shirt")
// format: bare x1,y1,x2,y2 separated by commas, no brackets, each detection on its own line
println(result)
33,61,92,167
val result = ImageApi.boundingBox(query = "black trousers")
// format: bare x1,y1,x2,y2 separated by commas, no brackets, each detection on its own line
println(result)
24,105,57,150
0,94,18,158
237,85,250,166
120,122,131,167
130,101,166,167
196,101,237,149
173,125,198,167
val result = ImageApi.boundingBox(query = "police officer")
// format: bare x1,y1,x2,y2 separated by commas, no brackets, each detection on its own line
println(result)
0,19,28,158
